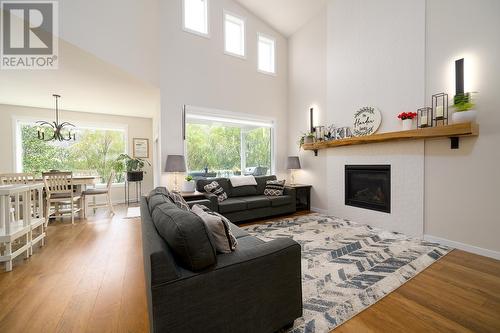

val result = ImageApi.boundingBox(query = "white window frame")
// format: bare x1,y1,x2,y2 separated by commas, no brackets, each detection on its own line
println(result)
12,116,129,187
183,105,276,175
182,0,210,38
223,10,246,59
257,32,277,76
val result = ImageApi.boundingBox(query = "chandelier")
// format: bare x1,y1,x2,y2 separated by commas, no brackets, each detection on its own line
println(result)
37,94,76,141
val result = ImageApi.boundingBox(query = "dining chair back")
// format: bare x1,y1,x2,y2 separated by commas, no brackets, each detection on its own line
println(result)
0,173,35,185
42,172,81,225
82,171,115,218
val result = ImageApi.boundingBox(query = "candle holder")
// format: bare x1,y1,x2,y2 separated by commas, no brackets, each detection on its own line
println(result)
314,126,326,141
432,93,449,126
417,107,433,128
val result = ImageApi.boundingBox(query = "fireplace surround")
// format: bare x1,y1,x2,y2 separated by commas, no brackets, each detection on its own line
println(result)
345,165,391,213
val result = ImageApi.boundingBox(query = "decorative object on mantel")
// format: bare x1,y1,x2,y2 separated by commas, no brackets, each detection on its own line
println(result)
286,156,301,185
336,126,353,139
299,132,315,149
397,112,418,131
432,93,449,126
452,92,477,124
37,94,76,142
314,126,326,141
182,175,196,192
417,107,433,128
352,106,382,136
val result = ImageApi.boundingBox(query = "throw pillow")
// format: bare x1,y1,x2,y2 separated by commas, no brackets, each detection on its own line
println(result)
229,175,257,187
148,187,172,214
203,181,228,203
191,204,237,253
152,202,217,271
169,191,190,211
264,180,286,196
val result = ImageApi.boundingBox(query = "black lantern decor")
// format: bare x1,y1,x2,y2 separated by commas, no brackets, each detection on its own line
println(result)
417,107,433,128
432,93,449,126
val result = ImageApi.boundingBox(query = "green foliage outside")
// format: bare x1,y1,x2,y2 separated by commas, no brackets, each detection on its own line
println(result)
21,124,126,183
186,123,271,175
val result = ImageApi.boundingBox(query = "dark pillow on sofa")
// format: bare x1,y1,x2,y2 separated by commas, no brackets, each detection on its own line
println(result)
255,175,277,195
197,178,232,196
152,202,217,271
148,187,172,214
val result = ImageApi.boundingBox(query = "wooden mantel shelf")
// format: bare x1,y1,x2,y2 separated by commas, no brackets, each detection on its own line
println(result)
302,122,479,152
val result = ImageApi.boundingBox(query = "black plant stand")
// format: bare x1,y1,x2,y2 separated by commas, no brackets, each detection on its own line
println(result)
125,180,142,206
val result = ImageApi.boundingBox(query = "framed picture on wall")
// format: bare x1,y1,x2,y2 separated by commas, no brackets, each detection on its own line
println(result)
133,138,149,158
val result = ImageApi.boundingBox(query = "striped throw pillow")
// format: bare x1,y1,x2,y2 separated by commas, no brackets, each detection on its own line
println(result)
264,180,286,196
204,181,228,203
169,191,190,211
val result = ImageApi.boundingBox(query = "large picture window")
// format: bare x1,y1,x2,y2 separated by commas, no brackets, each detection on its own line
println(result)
185,110,273,178
15,121,127,184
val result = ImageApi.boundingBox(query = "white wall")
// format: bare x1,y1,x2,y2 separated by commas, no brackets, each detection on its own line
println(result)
59,0,160,86
288,0,500,255
325,0,426,236
288,11,328,212
424,0,500,254
160,0,288,187
0,104,154,204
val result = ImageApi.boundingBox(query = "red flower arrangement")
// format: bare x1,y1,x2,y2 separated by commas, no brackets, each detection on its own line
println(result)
397,112,418,120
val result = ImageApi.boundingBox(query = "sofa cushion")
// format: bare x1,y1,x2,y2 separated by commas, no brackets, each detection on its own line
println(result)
268,195,293,207
169,191,191,211
239,195,270,209
230,185,258,197
191,204,237,254
148,187,171,214
218,198,247,213
152,202,216,271
230,223,250,239
255,175,277,195
264,180,286,196
197,178,231,196
203,181,228,203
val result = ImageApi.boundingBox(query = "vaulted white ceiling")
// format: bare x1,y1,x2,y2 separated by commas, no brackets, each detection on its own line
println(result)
235,0,327,36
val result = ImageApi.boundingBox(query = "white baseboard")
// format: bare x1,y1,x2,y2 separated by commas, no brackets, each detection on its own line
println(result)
424,234,500,260
310,207,329,215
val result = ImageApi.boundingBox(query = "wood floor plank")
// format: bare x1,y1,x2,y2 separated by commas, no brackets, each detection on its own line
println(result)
0,210,499,333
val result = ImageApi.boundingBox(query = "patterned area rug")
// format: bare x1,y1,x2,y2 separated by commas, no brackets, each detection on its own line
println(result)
243,214,451,332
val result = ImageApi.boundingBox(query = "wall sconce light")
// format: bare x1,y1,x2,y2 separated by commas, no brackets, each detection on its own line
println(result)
309,107,315,133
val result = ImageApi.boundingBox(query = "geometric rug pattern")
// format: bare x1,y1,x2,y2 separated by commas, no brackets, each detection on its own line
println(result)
243,214,451,332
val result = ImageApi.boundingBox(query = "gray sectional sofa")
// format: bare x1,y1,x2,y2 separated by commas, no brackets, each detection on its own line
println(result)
141,190,303,333
196,175,296,224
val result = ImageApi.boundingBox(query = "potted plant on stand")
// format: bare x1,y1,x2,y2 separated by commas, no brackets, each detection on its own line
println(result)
452,92,477,124
182,175,196,192
397,112,418,131
116,154,151,182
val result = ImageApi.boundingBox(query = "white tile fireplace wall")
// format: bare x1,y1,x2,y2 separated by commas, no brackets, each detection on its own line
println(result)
326,141,425,237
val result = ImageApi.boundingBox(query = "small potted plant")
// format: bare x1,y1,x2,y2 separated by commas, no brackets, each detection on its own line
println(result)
182,175,196,192
397,112,418,131
452,92,477,124
116,154,151,182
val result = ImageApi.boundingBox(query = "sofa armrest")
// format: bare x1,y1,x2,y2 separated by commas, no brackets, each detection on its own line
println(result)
150,238,303,333
201,192,219,212
284,186,296,202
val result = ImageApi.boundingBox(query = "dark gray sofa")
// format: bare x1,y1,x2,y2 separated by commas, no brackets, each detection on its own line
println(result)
196,175,296,224
140,193,303,333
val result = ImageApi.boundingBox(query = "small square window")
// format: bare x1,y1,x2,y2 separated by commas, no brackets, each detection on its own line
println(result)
258,33,276,74
224,11,245,58
183,0,209,36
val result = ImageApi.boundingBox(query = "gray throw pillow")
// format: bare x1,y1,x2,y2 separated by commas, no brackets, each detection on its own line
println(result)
169,191,190,211
148,187,172,214
191,204,237,253
152,202,217,271
264,180,286,196
204,181,228,202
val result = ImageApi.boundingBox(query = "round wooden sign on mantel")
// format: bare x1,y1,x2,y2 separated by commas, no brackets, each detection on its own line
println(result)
353,106,382,136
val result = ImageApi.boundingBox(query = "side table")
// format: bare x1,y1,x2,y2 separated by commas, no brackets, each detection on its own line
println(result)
286,184,312,211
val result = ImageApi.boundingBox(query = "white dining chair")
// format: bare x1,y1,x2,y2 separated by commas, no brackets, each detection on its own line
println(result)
43,172,82,225
81,171,115,218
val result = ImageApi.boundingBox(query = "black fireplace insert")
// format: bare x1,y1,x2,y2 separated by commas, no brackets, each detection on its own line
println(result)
345,165,391,213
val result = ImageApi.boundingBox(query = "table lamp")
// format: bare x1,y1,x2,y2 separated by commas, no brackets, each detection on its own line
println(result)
286,156,301,185
165,155,186,192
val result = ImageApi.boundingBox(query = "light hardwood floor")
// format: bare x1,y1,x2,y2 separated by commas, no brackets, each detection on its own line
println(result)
0,208,499,333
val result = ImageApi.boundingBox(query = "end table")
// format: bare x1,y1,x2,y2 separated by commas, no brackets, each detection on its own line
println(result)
286,184,312,211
